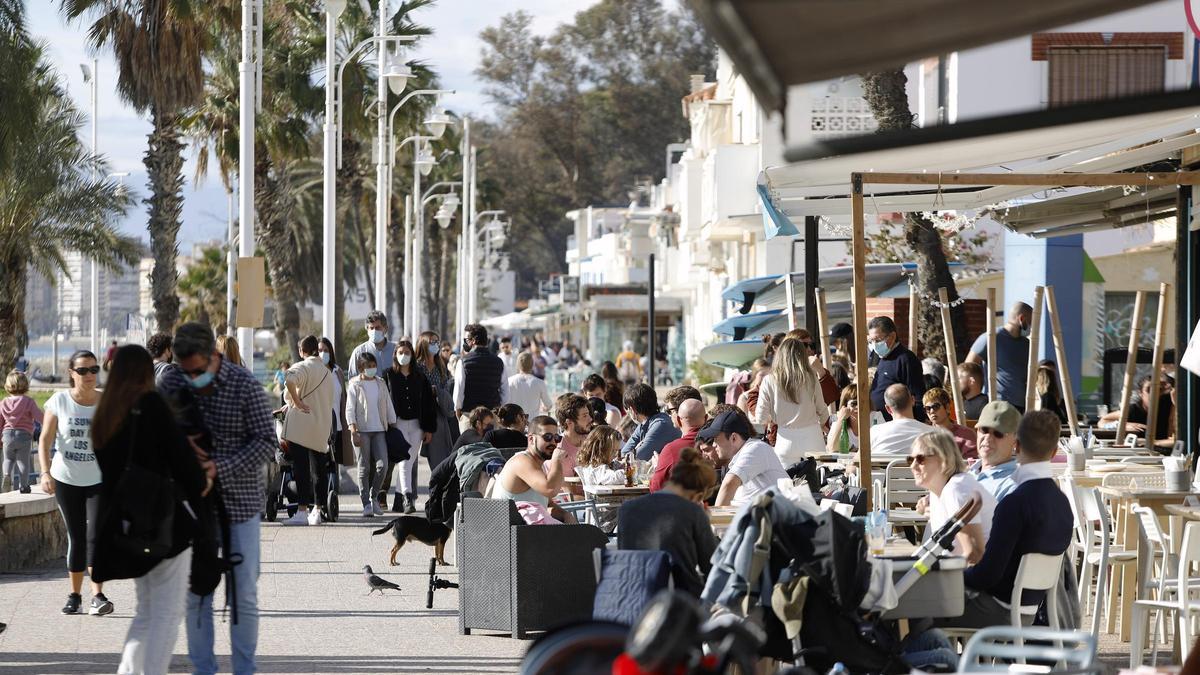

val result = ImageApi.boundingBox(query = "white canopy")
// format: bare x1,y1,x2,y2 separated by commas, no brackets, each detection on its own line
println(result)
762,105,1200,218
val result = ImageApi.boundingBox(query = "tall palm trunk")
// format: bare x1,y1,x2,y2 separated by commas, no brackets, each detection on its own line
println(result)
146,107,186,332
860,69,966,361
0,258,27,368
253,145,301,359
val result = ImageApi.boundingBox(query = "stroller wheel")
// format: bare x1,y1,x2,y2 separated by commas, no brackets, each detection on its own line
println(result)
265,494,278,522
327,490,339,522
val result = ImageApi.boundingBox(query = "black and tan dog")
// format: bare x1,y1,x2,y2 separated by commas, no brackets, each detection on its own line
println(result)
371,515,451,566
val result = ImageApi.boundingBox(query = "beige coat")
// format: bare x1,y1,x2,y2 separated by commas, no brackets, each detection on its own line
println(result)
282,355,335,452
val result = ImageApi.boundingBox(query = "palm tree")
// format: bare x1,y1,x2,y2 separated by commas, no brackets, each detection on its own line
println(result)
0,0,37,176
178,246,229,332
61,0,207,332
0,38,139,366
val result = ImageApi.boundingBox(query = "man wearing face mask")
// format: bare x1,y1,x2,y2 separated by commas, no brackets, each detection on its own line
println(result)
452,324,508,431
347,310,396,379
965,302,1033,411
867,316,927,422
159,322,276,675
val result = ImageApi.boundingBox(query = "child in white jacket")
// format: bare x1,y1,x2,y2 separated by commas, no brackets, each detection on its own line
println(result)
344,353,397,516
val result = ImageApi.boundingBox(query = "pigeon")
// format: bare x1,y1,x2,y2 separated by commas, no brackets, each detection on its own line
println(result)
362,565,401,595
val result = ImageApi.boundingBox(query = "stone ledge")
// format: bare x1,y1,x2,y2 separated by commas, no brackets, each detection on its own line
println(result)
0,489,58,519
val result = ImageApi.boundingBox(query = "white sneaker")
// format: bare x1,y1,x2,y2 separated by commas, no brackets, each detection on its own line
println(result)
307,509,322,526
281,509,309,526
362,505,373,517
371,503,384,516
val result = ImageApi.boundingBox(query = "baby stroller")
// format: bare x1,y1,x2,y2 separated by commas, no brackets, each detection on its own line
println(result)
265,411,340,522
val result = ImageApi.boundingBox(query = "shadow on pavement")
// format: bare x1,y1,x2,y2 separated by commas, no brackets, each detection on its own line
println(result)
0,652,524,674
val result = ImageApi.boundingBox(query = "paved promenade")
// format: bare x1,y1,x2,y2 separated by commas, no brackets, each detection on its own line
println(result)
0,474,526,674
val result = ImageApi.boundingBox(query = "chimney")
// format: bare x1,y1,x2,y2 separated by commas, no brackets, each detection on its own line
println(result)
689,74,706,93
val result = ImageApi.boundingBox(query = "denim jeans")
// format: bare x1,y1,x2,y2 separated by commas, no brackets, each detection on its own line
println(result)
1,428,32,491
901,627,959,670
355,431,387,507
186,518,260,675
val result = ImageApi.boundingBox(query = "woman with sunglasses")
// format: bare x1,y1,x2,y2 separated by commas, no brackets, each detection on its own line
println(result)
922,387,978,461
825,385,859,455
910,431,995,565
753,337,828,465
38,350,112,615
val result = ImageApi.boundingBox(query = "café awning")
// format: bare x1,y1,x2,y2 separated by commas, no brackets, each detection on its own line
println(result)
992,184,1178,239
686,0,1159,112
721,263,919,314
761,99,1200,221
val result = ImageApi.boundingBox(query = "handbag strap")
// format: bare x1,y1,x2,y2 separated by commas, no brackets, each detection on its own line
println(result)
294,367,329,404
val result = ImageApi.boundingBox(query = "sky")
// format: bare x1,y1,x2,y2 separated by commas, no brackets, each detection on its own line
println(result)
25,0,594,248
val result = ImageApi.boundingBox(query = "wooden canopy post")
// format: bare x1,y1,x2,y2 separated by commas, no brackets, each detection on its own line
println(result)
986,287,998,400
1146,283,1171,448
814,286,832,368
1115,290,1147,441
1024,286,1045,413
1043,286,1080,437
909,283,919,355
784,273,798,330
938,288,966,424
851,174,872,511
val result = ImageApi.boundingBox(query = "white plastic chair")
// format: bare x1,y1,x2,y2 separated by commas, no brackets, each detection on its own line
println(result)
1070,485,1136,636
1131,521,1200,667
884,458,925,510
958,626,1096,672
1011,552,1064,658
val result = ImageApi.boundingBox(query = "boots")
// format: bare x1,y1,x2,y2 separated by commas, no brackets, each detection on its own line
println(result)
391,492,405,513
404,492,416,514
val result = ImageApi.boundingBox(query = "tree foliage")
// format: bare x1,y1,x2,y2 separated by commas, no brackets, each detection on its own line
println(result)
178,245,228,332
475,0,714,297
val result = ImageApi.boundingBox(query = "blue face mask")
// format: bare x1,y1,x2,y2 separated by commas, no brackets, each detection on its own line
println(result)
429,341,440,352
368,328,385,344
364,367,378,378
320,351,331,365
872,339,892,358
190,371,215,389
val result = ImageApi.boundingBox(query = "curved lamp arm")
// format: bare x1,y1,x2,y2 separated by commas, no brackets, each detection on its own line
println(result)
391,134,434,168
334,34,417,168
422,181,462,205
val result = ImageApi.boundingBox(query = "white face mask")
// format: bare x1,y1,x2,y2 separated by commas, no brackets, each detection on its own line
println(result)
368,328,385,343
319,352,331,365
397,353,412,367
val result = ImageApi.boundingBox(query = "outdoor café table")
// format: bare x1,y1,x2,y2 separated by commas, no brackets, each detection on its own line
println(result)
1164,503,1200,521
562,476,585,499
887,508,929,528
1098,484,1200,640
583,484,650,522
1063,463,1162,489
708,506,740,537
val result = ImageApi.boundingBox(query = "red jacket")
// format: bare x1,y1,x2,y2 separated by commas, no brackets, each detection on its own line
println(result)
649,428,699,492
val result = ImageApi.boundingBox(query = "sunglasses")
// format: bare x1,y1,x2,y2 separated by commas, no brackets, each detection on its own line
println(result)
979,427,1007,440
538,433,563,444
71,366,100,376
908,454,932,466
924,403,943,412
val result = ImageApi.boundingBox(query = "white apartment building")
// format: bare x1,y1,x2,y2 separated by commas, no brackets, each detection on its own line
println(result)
26,251,143,339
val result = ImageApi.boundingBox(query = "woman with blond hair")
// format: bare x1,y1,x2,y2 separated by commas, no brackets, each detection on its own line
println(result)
574,425,626,486
215,335,244,368
910,430,995,564
753,337,827,465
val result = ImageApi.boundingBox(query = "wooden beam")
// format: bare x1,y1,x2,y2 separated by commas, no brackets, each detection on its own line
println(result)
858,172,1200,188
784,273,798,330
986,287,998,401
938,288,967,425
851,174,872,511
1043,286,1080,438
908,282,920,356
1115,290,1147,442
1146,283,1171,448
1024,286,1045,413
814,286,832,368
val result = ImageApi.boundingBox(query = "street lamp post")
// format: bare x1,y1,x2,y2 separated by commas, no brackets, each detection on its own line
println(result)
81,59,98,353
391,134,434,335
468,210,505,325
238,0,262,373
325,0,415,344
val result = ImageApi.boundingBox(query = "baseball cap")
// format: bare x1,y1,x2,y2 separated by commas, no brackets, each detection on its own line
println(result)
977,400,1020,435
829,322,853,340
697,410,753,441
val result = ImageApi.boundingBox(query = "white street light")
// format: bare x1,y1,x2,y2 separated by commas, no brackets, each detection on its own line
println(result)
82,59,98,354
416,145,436,176
384,55,412,95
424,108,451,139
325,0,347,19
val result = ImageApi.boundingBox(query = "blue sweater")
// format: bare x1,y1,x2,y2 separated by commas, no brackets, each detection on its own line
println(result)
964,478,1072,606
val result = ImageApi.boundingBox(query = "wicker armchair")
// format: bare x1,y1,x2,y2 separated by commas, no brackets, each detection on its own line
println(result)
456,497,608,638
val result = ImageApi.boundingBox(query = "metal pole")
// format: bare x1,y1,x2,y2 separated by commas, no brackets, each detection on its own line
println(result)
237,0,257,372
648,253,655,386
804,215,819,337
321,4,338,345
405,196,415,336
468,147,478,323
459,117,470,339
413,148,423,333
89,58,98,353
226,187,235,335
374,0,388,320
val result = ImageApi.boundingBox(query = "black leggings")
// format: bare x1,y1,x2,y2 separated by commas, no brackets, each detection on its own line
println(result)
289,443,330,509
54,481,99,573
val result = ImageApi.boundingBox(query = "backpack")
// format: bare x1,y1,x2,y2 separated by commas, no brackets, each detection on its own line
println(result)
618,356,638,383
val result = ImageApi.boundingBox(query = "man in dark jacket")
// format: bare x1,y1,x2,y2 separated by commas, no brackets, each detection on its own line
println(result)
452,324,507,432
867,315,926,422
